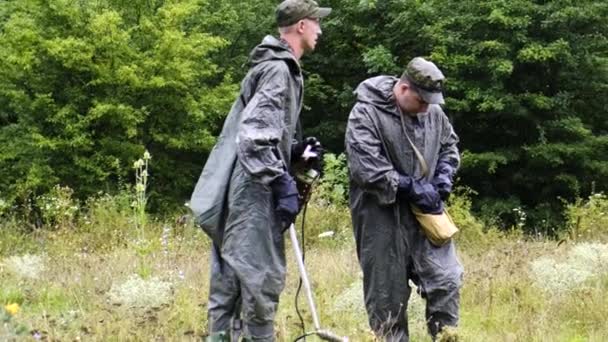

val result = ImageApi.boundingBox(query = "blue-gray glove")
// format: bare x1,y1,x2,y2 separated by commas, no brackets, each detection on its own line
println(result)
271,172,300,230
398,174,443,214
432,161,455,201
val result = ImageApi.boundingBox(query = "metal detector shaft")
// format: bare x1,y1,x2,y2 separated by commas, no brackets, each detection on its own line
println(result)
288,223,349,342
288,223,321,331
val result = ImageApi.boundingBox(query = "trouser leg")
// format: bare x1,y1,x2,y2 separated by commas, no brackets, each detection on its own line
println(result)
207,245,241,334
221,176,286,342
411,232,463,339
231,230,285,342
426,290,459,338
362,268,411,342
353,205,412,342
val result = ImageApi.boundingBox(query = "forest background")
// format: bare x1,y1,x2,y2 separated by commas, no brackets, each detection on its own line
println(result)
1,0,607,231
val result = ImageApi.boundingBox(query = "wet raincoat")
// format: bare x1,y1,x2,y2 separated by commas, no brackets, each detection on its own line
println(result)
190,35,303,341
345,76,463,341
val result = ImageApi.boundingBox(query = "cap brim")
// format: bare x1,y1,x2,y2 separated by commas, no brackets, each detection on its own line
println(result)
312,7,332,18
418,88,444,105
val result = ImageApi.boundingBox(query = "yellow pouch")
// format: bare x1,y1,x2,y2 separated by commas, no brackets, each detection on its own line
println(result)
411,205,459,246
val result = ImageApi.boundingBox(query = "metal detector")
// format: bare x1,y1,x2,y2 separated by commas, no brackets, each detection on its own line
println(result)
288,223,349,342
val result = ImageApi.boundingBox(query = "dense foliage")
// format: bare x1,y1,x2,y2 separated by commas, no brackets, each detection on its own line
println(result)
303,0,608,231
1,0,607,232
0,0,237,211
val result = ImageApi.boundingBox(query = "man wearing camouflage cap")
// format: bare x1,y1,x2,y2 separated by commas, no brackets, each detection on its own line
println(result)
190,0,330,341
345,57,463,341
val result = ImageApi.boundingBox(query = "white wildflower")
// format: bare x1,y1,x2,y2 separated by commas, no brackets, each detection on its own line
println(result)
569,243,608,273
5,254,46,279
530,257,592,294
161,225,171,256
108,274,173,309
331,279,367,325
530,242,608,294
331,279,426,331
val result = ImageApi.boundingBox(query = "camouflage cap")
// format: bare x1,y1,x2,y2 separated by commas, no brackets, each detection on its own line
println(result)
403,57,445,105
276,0,332,27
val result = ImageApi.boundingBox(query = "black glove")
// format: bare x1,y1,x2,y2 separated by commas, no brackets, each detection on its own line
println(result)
291,137,324,173
398,174,443,214
431,161,455,201
271,172,300,230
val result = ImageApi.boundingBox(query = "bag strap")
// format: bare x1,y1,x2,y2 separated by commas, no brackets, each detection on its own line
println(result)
399,116,429,178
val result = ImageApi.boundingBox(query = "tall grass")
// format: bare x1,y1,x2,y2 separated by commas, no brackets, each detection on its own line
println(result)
2,159,608,340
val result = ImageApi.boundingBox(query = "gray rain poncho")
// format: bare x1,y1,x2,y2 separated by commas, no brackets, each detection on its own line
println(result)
345,76,464,341
190,35,303,341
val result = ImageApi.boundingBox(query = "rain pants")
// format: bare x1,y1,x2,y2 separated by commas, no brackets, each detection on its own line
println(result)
345,76,463,341
190,35,303,341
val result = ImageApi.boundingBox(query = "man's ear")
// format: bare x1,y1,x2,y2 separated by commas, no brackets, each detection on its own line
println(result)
296,20,306,34
398,82,409,94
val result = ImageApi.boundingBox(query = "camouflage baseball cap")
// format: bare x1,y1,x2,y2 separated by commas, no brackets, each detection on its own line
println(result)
276,0,332,27
403,57,445,105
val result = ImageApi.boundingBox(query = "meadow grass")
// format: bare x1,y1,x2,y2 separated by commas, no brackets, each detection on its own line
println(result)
1,192,608,341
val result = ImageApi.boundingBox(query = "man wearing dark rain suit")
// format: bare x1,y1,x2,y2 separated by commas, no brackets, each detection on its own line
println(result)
345,57,464,341
189,0,331,341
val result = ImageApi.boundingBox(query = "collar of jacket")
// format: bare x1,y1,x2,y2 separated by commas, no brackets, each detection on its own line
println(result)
248,35,302,76
354,76,401,118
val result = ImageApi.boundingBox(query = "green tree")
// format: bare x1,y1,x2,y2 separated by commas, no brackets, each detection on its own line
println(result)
303,0,608,231
1,0,607,232
423,0,608,230
0,0,236,210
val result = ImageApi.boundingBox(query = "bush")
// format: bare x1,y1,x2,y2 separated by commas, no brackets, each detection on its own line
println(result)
564,193,608,242
315,153,349,207
73,190,135,252
447,187,506,251
35,185,79,229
